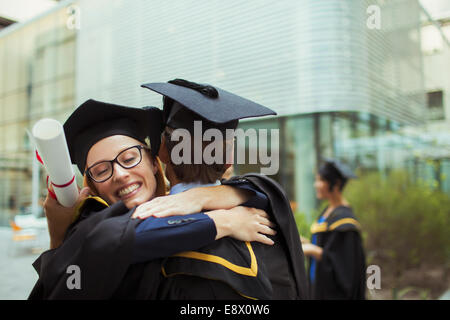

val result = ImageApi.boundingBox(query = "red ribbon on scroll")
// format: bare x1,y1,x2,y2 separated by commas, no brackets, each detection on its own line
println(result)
51,175,76,188
39,149,75,200
36,150,44,165
46,176,57,200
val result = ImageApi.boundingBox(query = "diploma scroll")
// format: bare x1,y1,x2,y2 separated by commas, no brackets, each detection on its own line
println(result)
32,118,79,207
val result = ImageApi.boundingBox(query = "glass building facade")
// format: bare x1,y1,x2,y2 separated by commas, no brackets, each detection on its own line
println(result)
0,0,448,225
0,6,77,225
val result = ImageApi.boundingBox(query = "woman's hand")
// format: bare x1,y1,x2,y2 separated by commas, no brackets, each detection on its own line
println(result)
132,185,253,219
44,186,91,249
132,191,202,219
206,206,277,245
300,235,310,244
302,243,323,260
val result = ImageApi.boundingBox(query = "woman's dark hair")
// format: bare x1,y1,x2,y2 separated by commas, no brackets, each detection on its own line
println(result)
318,162,348,192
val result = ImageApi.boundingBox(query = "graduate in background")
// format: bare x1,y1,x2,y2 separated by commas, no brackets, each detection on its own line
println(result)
302,159,366,299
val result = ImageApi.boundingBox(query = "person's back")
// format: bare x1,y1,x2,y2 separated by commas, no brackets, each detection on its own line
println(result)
225,173,308,299
155,127,273,299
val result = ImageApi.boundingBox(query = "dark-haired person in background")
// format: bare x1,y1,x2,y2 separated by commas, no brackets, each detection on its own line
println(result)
302,159,366,299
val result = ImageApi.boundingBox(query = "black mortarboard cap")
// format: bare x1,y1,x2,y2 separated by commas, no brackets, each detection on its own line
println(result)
63,99,163,173
141,79,276,132
322,158,357,179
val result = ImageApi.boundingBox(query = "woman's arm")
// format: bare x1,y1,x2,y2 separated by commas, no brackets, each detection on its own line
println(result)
132,184,267,219
132,206,276,264
302,243,323,261
43,187,92,249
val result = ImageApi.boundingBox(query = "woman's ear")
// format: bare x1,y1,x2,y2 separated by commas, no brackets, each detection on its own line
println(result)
332,180,342,194
83,174,99,196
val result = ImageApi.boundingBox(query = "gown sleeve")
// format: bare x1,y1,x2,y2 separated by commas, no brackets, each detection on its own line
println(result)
30,198,217,299
29,200,139,299
132,213,216,263
221,179,269,210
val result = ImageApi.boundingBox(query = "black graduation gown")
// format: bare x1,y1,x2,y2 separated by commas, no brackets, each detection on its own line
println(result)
157,174,309,300
28,197,163,300
308,206,366,300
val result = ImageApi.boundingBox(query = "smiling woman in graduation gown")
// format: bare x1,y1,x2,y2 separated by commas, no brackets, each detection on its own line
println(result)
29,100,210,299
303,159,366,300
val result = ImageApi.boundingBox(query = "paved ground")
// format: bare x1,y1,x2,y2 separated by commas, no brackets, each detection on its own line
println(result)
439,289,450,300
0,226,49,300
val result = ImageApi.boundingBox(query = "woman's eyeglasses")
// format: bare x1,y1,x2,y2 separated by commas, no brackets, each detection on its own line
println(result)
85,145,149,183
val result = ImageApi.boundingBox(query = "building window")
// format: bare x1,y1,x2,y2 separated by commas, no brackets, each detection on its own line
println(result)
427,90,443,108
426,90,444,120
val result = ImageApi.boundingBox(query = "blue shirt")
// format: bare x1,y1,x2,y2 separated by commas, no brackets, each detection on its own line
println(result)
170,180,269,209
169,181,221,195
132,180,268,264
310,215,326,284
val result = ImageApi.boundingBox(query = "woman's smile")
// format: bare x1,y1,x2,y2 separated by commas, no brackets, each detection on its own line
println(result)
116,182,142,199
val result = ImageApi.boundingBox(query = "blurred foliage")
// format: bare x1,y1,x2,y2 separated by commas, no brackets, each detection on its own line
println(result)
393,286,430,300
344,170,450,282
294,211,312,240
